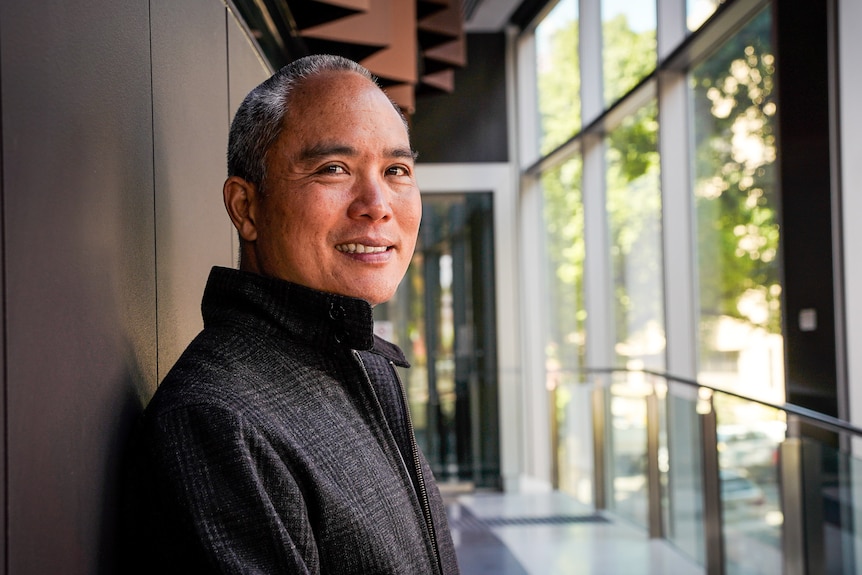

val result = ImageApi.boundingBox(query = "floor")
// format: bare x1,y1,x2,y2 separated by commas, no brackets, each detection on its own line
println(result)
447,491,705,575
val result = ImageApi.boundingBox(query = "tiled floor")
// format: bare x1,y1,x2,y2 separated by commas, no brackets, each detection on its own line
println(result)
447,491,705,575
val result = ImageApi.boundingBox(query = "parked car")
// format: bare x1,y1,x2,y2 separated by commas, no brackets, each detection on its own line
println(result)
717,422,784,481
720,468,766,509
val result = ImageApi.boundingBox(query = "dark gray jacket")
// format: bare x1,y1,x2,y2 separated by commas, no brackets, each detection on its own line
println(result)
127,266,460,574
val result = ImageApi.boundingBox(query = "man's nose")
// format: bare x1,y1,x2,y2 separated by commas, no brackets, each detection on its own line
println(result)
349,173,392,221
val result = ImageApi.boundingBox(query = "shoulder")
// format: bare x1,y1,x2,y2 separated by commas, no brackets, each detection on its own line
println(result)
144,322,354,426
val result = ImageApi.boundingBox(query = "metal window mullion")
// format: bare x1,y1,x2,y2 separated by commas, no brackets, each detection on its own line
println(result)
579,0,603,125
658,69,697,379
580,0,611,510
837,0,862,566
657,0,687,61
579,0,612,371
581,133,612,369
837,0,862,440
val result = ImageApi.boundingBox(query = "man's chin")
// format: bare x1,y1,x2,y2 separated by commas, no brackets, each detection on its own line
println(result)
343,285,399,307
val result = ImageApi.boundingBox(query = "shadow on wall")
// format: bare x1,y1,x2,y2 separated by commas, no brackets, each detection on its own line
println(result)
102,344,151,575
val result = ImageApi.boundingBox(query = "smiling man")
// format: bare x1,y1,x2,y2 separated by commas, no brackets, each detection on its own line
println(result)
128,55,460,574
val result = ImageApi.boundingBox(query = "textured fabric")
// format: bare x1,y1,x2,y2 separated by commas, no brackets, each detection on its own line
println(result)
126,266,460,574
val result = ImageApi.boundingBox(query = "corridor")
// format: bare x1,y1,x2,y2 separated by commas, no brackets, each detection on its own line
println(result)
449,491,704,575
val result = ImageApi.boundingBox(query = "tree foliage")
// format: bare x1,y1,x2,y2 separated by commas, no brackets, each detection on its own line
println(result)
536,6,777,374
537,11,580,155
691,10,780,334
537,8,660,371
606,103,663,368
602,13,656,105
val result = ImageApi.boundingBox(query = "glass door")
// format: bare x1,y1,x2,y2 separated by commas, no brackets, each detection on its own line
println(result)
375,192,500,488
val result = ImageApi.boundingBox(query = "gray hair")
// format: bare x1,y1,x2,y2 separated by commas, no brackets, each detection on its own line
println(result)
227,54,405,189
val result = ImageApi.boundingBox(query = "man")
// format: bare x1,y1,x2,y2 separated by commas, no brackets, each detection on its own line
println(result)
128,54,460,574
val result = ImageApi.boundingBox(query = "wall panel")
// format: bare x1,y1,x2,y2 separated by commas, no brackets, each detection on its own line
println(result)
151,0,234,380
0,0,271,572
411,33,508,163
228,12,272,121
227,10,272,264
0,2,155,573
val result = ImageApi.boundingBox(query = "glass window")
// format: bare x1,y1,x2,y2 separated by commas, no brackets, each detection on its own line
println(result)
541,156,588,501
601,0,656,106
604,99,665,528
690,8,782,404
377,194,500,487
688,0,721,32
608,374,650,528
554,372,595,503
715,394,785,575
542,157,586,377
535,0,581,154
606,101,665,371
666,386,706,564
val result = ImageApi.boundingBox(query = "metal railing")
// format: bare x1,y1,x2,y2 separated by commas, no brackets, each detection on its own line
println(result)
555,368,862,575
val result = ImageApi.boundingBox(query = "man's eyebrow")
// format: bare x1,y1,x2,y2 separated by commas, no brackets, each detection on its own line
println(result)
391,147,419,161
296,144,358,163
295,144,418,163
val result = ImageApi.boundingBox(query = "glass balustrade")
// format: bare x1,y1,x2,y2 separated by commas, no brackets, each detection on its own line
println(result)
560,369,862,574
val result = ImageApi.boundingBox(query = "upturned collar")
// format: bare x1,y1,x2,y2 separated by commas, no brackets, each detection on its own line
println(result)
201,266,408,367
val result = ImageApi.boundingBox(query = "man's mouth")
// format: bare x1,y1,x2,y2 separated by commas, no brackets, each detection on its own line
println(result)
335,243,389,254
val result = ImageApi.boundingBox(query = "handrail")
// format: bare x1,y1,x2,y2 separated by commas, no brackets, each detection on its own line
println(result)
582,366,862,438
570,365,853,575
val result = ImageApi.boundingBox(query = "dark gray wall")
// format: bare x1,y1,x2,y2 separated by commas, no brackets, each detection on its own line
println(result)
411,32,509,163
773,0,839,419
0,1,269,572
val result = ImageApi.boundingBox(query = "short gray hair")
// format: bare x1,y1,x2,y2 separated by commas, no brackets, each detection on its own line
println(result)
227,54,403,189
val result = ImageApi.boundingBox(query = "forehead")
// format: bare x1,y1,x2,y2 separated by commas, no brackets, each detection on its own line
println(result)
282,71,407,137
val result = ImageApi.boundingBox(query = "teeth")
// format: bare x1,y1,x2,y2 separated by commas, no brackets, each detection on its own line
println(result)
336,243,388,254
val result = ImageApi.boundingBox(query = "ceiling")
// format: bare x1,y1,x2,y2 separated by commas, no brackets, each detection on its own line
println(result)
465,0,524,31
230,0,529,112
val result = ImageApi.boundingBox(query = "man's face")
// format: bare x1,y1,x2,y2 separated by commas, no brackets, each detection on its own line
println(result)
241,71,421,306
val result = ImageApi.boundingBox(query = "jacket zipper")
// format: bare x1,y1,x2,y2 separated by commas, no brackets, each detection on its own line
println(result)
390,360,442,575
351,351,443,575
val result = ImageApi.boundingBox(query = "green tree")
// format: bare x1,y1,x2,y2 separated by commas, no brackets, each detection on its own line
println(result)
691,9,780,334
538,15,580,155
541,158,585,372
602,11,661,368
606,103,663,368
536,5,584,371
602,13,657,105
537,7,660,371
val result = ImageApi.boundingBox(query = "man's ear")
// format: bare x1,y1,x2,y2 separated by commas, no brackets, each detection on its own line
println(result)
223,176,259,242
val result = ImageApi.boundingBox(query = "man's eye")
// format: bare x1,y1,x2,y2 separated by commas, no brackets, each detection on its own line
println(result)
322,165,346,175
387,166,409,177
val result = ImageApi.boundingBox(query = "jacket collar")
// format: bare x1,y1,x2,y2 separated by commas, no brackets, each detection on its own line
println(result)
201,266,409,367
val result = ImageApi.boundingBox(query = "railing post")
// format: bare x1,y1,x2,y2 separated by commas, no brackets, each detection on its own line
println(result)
550,384,560,490
782,416,826,575
698,388,725,575
646,380,664,539
592,378,607,511
780,432,806,575
801,440,825,575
